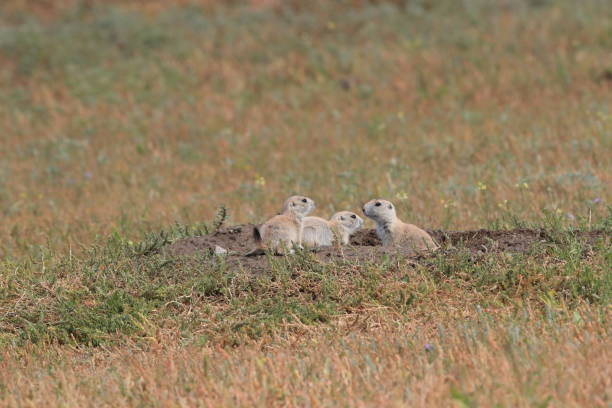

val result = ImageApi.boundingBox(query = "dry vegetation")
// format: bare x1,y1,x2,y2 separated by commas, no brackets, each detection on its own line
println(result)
3,311,609,407
0,0,610,406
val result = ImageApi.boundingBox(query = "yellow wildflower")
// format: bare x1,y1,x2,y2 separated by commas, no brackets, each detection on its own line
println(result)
255,175,266,187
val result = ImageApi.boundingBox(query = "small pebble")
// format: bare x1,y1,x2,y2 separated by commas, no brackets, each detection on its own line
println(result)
214,246,228,256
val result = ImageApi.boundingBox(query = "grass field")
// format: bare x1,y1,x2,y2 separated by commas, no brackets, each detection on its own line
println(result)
0,0,611,406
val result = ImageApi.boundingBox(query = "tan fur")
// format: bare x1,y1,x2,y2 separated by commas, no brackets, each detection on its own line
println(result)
362,199,439,252
302,211,363,247
247,195,315,255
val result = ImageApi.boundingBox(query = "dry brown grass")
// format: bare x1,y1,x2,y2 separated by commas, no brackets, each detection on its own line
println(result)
2,306,609,407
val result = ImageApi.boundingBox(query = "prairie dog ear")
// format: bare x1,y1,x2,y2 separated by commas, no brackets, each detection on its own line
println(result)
388,204,392,209
340,216,345,221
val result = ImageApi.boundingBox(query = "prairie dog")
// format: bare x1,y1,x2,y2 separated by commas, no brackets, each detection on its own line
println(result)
246,195,315,256
302,211,364,247
362,199,439,252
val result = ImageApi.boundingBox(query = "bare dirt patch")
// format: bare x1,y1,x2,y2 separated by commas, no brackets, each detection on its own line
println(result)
160,224,609,273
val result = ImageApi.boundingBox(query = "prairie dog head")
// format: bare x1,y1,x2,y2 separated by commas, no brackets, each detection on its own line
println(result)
362,199,397,224
282,195,315,218
331,211,363,234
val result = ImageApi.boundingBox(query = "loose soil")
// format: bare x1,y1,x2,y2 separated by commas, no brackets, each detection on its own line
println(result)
161,224,609,273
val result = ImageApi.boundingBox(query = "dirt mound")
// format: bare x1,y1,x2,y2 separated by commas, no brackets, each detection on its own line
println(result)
164,225,252,257
432,229,547,254
161,224,608,272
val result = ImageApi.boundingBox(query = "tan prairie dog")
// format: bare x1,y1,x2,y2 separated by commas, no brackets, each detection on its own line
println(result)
246,195,315,256
302,211,364,247
362,199,439,252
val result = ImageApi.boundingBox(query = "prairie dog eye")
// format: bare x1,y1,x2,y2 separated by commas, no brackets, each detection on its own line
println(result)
351,214,356,219
302,198,307,203
375,202,381,207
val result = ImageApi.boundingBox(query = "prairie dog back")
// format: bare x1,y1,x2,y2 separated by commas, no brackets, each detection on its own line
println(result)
302,216,334,247
302,211,363,247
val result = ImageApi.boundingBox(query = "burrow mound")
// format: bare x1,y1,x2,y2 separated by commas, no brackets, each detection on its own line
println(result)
161,224,609,272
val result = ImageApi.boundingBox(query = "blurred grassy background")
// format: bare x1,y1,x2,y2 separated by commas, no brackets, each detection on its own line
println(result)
1,0,610,258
